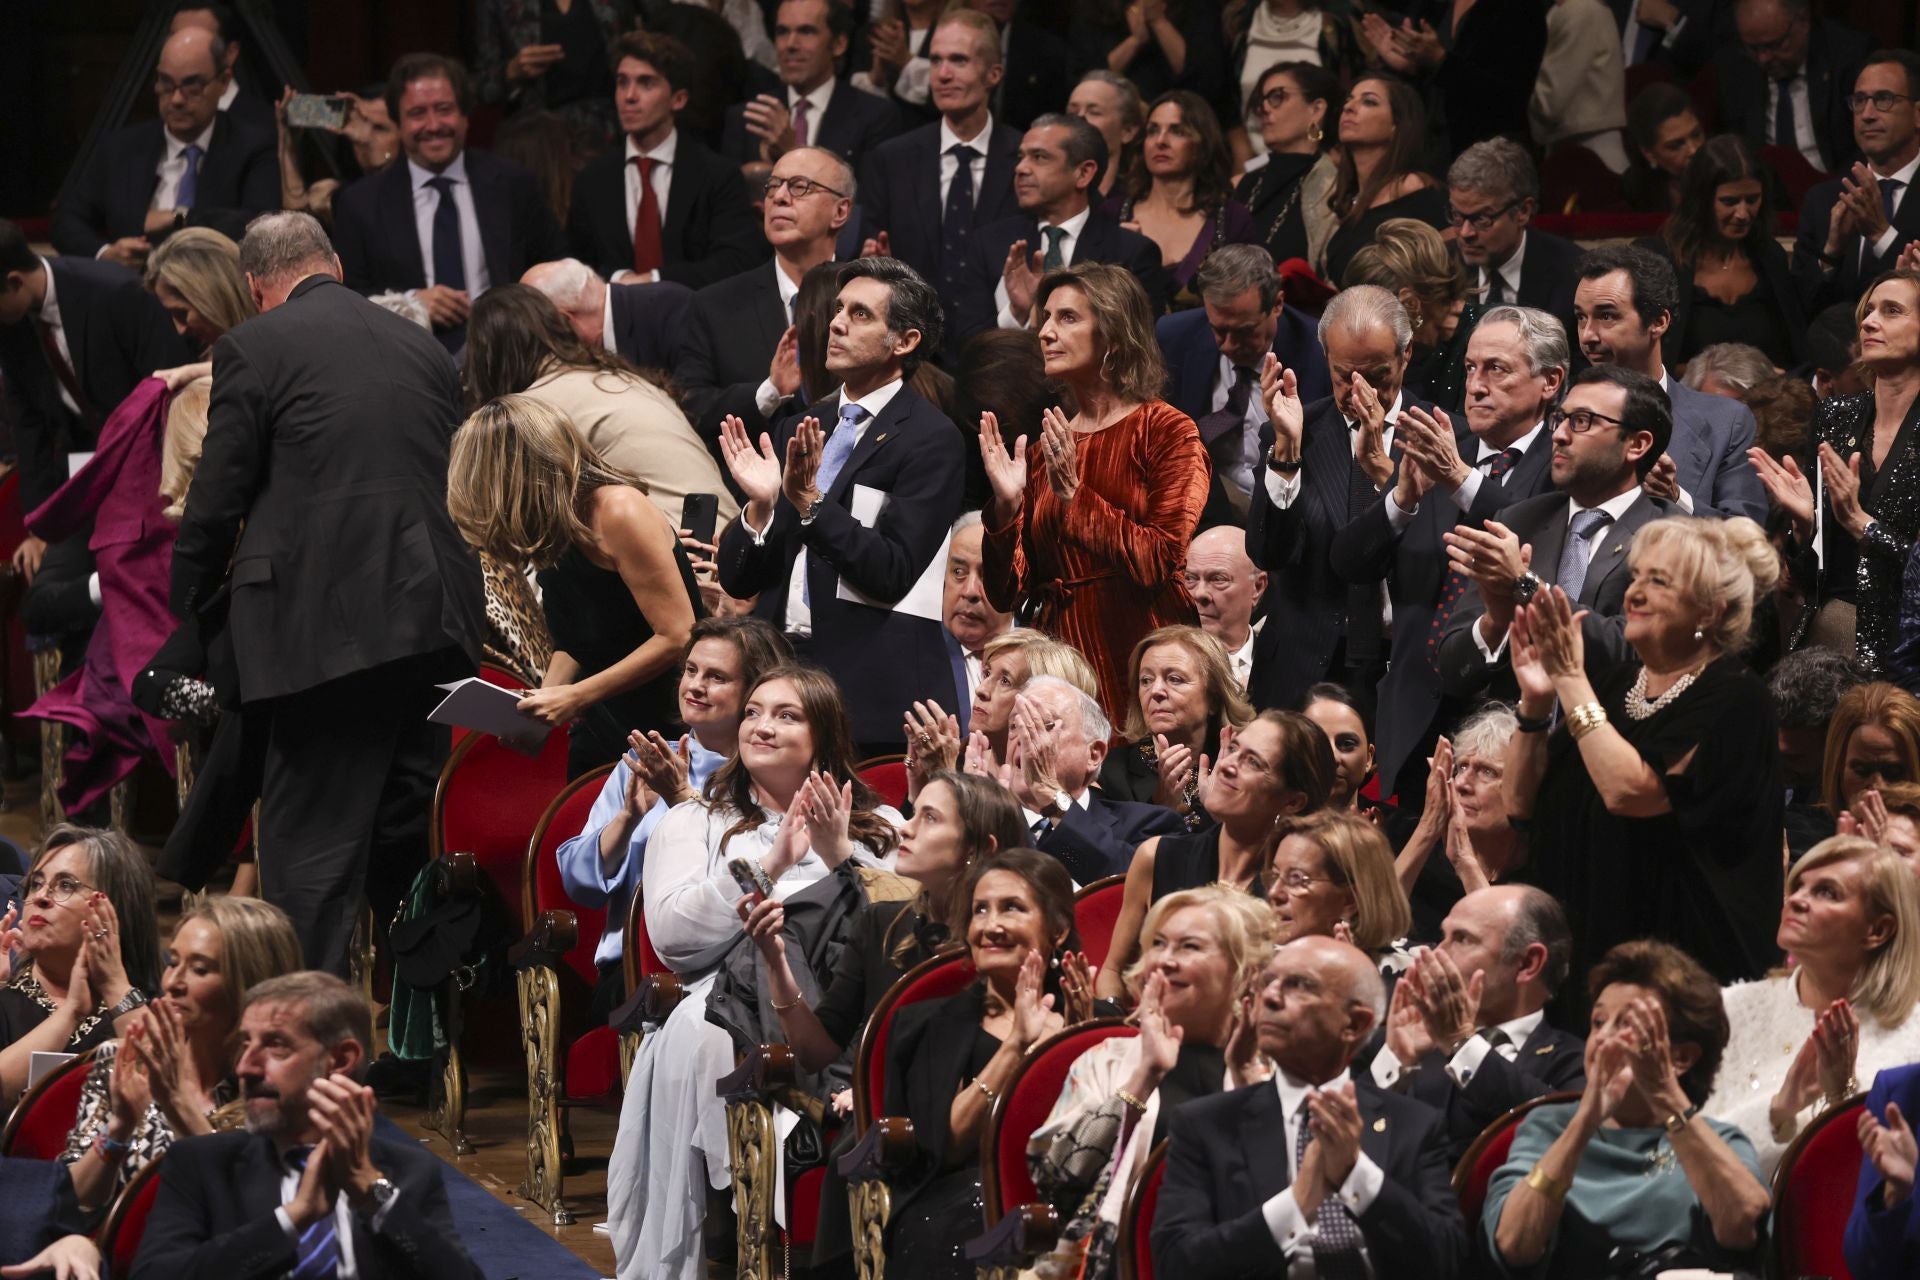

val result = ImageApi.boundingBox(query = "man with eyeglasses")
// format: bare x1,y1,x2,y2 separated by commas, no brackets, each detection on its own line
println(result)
1793,50,1920,312
50,25,276,269
1437,365,1680,704
1712,0,1869,173
676,146,856,453
1445,140,1582,345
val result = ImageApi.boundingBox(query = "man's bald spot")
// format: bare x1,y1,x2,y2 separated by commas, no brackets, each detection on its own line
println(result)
159,25,222,77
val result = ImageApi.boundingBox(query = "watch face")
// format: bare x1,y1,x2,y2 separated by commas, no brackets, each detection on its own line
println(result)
1514,574,1538,603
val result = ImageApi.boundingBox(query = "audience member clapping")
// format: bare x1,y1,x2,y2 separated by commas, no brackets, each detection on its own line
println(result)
1096,626,1252,822
1821,683,1920,843
945,628,1100,788
1846,1059,1920,1279
1266,809,1411,969
1396,704,1529,940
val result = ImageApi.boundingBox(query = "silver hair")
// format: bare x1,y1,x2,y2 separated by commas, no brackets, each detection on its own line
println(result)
952,510,984,533
238,211,335,283
1477,304,1570,377
1195,244,1281,310
368,291,431,330
1452,701,1519,764
1446,137,1539,203
524,257,603,311
1318,284,1412,351
784,145,857,203
1680,342,1773,396
1023,674,1113,746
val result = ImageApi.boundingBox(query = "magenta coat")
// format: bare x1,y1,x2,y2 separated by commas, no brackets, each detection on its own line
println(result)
22,377,180,811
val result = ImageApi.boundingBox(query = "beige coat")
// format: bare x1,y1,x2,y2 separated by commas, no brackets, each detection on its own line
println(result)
1530,0,1628,147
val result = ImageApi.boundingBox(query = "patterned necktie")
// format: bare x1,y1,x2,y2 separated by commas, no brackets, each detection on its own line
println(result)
942,143,979,293
630,156,663,276
1556,508,1614,604
1773,78,1796,149
1425,447,1520,669
37,320,88,417
425,175,466,292
1485,271,1507,307
1296,1099,1368,1279
176,143,204,209
791,95,811,148
802,403,868,605
286,1147,341,1279
1040,224,1068,271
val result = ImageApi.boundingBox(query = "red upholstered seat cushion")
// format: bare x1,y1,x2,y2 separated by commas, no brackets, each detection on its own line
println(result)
1129,1154,1165,1280
530,768,614,989
2,1052,93,1159
1458,1123,1520,1225
563,1025,623,1102
1773,1102,1863,1280
1073,881,1126,969
858,760,909,811
788,1164,828,1246
865,957,975,1123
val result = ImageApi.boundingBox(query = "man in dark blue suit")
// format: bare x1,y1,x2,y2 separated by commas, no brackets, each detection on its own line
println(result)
1152,935,1468,1280
1713,0,1870,174
716,258,965,752
520,257,692,372
950,113,1165,345
1848,1060,1920,1280
938,514,1011,715
1447,140,1583,366
723,0,901,172
1792,52,1920,313
1160,244,1332,528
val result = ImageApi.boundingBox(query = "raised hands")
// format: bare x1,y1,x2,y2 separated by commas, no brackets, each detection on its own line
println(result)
1442,519,1528,597
739,94,797,162
1385,969,1437,1065
1405,947,1484,1056
1059,950,1097,1025
1150,733,1195,810
978,410,1030,525
1858,1101,1917,1207
1522,586,1588,682
1641,452,1681,504
720,415,786,523
1507,603,1557,709
309,1073,382,1210
769,325,803,399
782,416,829,514
1348,372,1394,489
798,770,855,868
762,800,814,881
629,729,696,807
1134,973,1184,1080
0,905,23,976
1445,789,1491,892
1038,407,1081,503
903,700,963,801
1393,406,1462,504
1818,443,1871,540
1011,950,1064,1051
1582,1030,1636,1123
80,894,131,1014
1810,998,1862,1102
1010,693,1063,813
1003,240,1044,326
1304,1082,1365,1189
963,730,998,778
1745,447,1815,534
1260,354,1304,461
1618,997,1688,1115
127,999,214,1135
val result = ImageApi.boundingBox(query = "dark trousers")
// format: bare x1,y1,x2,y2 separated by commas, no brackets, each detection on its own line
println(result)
254,647,470,974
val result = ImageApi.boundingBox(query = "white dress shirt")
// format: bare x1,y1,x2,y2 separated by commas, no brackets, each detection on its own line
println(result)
152,119,216,211
1228,619,1263,691
624,129,678,238
1765,71,1823,171
1866,151,1920,261
789,79,835,148
1260,1068,1385,1275
35,258,80,417
217,78,239,111
963,647,984,706
600,283,618,352
939,113,994,209
1473,483,1643,662
1021,787,1092,838
270,1141,400,1278
1478,233,1526,307
996,204,1091,328
408,154,490,295
1264,393,1404,509
753,257,811,417
1370,1008,1545,1090
1442,419,1547,516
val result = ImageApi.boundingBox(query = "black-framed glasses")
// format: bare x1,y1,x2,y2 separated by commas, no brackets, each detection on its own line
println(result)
1255,87,1296,115
1848,91,1915,114
762,175,846,200
1446,199,1521,231
153,74,215,99
21,871,97,904
1548,406,1627,434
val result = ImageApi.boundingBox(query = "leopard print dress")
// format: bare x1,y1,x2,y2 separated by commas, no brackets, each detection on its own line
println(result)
480,552,553,685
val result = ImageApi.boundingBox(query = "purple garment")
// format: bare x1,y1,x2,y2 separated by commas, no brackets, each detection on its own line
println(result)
21,378,180,811
1100,196,1260,295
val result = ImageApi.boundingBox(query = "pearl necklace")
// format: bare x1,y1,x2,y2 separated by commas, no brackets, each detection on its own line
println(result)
1623,662,1707,720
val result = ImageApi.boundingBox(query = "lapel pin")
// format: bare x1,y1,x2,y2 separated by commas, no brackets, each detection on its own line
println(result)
1534,1045,1555,1055
874,433,888,444
1372,1117,1387,1132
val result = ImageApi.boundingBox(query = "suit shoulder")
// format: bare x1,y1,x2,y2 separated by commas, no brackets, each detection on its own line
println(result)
162,1128,259,1169
56,254,144,295
1154,307,1209,349
873,123,938,162
1174,1082,1266,1133
333,166,397,217
692,263,773,307
1499,489,1570,526
1359,1077,1448,1132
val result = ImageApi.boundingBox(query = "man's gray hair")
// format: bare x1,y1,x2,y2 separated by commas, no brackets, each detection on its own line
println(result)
525,257,603,311
1195,244,1281,311
786,145,857,203
836,255,943,375
239,211,335,283
1318,284,1412,351
1766,645,1868,728
1024,674,1113,746
1681,342,1774,396
243,971,375,1081
952,510,984,533
1029,112,1109,179
1478,305,1570,377
1446,137,1539,203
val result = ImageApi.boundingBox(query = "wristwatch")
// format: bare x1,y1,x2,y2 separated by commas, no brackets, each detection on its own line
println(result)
356,1176,399,1216
106,989,149,1020
1268,452,1303,475
1511,571,1542,605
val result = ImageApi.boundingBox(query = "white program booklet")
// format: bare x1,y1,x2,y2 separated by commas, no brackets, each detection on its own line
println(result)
833,483,949,620
428,678,552,755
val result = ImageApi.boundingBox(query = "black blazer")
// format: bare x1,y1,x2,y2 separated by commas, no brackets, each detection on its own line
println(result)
675,259,790,447
130,1129,482,1280
1650,234,1808,369
1509,229,1583,349
950,207,1169,344
1402,1021,1588,1161
567,132,766,289
330,148,567,300
1712,18,1870,174
721,77,902,169
715,383,966,745
996,18,1075,131
1329,421,1557,796
170,276,488,702
1035,793,1187,884
0,257,190,510
608,278,694,371
1435,488,1680,703
50,113,279,258
857,119,1023,289
1151,1075,1468,1280
1793,169,1920,315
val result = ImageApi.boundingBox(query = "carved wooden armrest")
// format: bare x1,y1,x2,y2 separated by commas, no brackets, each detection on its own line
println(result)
836,1116,917,1182
509,909,578,972
435,849,478,896
964,1205,1061,1269
716,1043,797,1103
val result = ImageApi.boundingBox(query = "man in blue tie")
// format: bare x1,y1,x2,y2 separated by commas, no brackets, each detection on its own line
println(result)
1792,51,1920,311
131,972,482,1280
716,256,966,753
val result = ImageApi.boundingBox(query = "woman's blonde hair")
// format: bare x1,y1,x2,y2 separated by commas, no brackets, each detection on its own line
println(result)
1034,262,1166,404
1822,683,1920,814
979,627,1102,702
1786,835,1920,1028
1342,217,1467,318
159,375,212,520
1853,269,1920,388
445,393,646,568
144,227,255,340
1122,883,1277,1000
176,896,305,1024
1627,515,1781,654
1269,809,1411,952
1121,625,1254,743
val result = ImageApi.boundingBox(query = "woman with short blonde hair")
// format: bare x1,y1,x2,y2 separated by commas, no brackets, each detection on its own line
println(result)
144,228,254,355
1268,808,1411,956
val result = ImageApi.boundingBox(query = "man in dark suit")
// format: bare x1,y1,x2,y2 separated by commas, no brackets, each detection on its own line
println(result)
330,53,566,343
1152,935,1469,1280
1161,244,1332,527
1572,244,1765,521
170,213,487,974
1447,140,1582,355
520,257,693,371
1330,305,1566,807
857,9,1022,300
51,26,277,270
1792,51,1920,313
1437,365,1681,704
169,3,278,137
952,113,1165,344
973,0,1074,131
722,0,900,171
1369,887,1587,1161
569,32,766,290
132,971,482,1280
1246,286,1425,718
1714,0,1870,174
716,257,965,751
939,514,1011,714
1185,526,1268,697
677,145,855,449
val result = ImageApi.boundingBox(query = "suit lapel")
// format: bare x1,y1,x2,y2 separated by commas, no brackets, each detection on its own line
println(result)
981,128,1019,223
1356,1082,1395,1177
662,142,698,256
1582,495,1655,603
238,1135,290,1222
754,263,788,354
1527,500,1570,589
1304,401,1352,523
1667,383,1716,498
380,165,427,287
914,130,942,250
127,125,166,227
1238,1081,1296,1198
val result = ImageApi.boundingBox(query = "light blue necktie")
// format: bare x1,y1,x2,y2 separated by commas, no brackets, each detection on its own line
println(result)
801,403,867,605
1556,508,1613,604
286,1146,341,1279
176,143,203,209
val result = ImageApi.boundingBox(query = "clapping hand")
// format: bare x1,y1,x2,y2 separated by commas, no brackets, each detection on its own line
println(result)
1305,1083,1364,1188
1059,950,1096,1025
1642,453,1681,503
1135,973,1183,1079
1442,520,1528,597
1150,734,1195,810
1407,946,1484,1056
0,905,23,976
1858,1101,1918,1207
1348,373,1394,489
903,700,963,800
1852,788,1892,847
963,730,997,778
762,801,813,880
1837,163,1893,243
769,325,803,398
782,416,828,515
1445,789,1491,891
308,1073,382,1211
1746,447,1816,534
1582,1031,1636,1122
1818,443,1871,540
1385,968,1437,1065
1038,407,1081,502
1003,240,1044,326
1524,585,1587,681
720,415,785,524
1260,354,1303,460
797,770,856,868
1393,407,1462,502
1811,998,1861,1102
1508,604,1556,707
740,94,797,161
129,998,213,1135
1618,997,1688,1114
81,894,131,1014
1011,950,1063,1051
978,410,1030,525
630,730,695,807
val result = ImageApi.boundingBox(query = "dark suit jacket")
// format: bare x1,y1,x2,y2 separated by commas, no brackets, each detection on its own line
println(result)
608,279,694,371
1666,377,1767,521
1793,168,1920,314
1712,18,1871,174
1435,488,1680,703
1649,234,1808,369
1035,792,1186,884
715,383,965,744
857,119,1023,288
1847,1061,1920,1280
170,276,488,702
330,148,567,302
0,257,190,510
1506,228,1583,346
567,131,766,289
1402,1021,1588,1161
675,259,789,446
50,113,279,258
1151,1075,1468,1280
952,207,1168,344
996,18,1074,131
1329,421,1557,795
721,77,902,169
130,1129,482,1280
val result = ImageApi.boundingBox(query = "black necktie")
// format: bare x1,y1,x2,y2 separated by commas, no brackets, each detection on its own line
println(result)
942,143,979,293
1773,79,1797,150
426,175,466,292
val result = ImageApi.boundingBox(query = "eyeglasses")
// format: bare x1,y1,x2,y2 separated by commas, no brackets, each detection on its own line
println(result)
153,74,216,99
1547,406,1627,434
21,872,96,904
1741,19,1803,57
762,175,846,200
1255,87,1296,115
1848,91,1915,114
1446,199,1521,231
1274,869,1328,896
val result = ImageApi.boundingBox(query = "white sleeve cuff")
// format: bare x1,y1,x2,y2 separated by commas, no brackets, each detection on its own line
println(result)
1370,1045,1406,1090
1446,1033,1495,1088
1264,465,1302,509
1263,1184,1312,1254
1383,488,1417,531
1472,615,1510,663
1339,1152,1386,1217
1675,486,1694,514
746,506,775,545
1872,225,1901,258
87,573,103,607
1451,467,1483,512
1661,14,1685,45
754,378,783,418
275,1207,300,1245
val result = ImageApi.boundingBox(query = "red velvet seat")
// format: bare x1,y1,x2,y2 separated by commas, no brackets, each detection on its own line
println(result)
98,1154,164,1278
1451,1091,1581,1224
1119,1140,1168,1280
1073,876,1127,969
1759,144,1829,216
1771,1094,1865,1280
0,1048,97,1158
857,754,909,811
1542,144,1628,215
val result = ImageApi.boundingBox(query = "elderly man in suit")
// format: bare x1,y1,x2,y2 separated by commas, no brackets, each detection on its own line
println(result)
1185,526,1268,696
171,212,487,974
1437,365,1681,704
1331,306,1567,808
723,0,900,169
1447,140,1583,344
1369,886,1588,1161
51,26,276,271
715,257,964,753
131,972,482,1280
329,52,566,343
939,513,1011,714
1793,51,1920,313
1713,0,1870,174
1162,244,1332,527
1152,934,1468,1280
520,257,692,370
1571,244,1765,521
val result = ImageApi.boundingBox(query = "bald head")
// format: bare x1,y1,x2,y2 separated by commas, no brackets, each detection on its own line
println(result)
1435,885,1571,1023
1185,527,1267,651
155,27,228,141
1734,0,1809,78
1256,936,1384,1083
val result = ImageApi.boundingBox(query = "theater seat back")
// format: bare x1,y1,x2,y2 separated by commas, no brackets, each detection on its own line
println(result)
525,763,616,988
1771,1095,1865,1280
0,1048,96,1158
852,951,975,1130
856,755,909,812
1072,877,1127,969
434,717,571,920
101,1155,165,1278
1119,1140,1168,1280
1452,1092,1580,1224
984,1019,1137,1221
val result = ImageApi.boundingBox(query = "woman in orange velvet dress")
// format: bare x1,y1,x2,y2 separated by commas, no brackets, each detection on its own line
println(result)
978,262,1210,723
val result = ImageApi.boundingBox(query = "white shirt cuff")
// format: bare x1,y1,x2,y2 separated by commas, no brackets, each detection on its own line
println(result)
87,573,102,607
1383,488,1417,531
275,1206,300,1245
746,506,775,544
1264,465,1302,508
1661,14,1685,44
754,378,783,419
1446,1033,1495,1088
996,304,1023,330
1370,1045,1406,1090
1451,467,1484,512
1472,615,1510,663
1339,1152,1386,1217
1263,1184,1313,1253
1872,225,1901,258
1675,486,1695,515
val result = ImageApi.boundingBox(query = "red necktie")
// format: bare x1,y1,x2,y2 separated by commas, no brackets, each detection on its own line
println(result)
37,320,89,417
630,156,663,276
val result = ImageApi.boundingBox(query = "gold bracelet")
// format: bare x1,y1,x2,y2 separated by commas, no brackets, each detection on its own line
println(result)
1523,1164,1569,1202
769,993,803,1013
1566,702,1608,741
974,1077,997,1103
1826,1077,1861,1109
1115,1089,1149,1114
